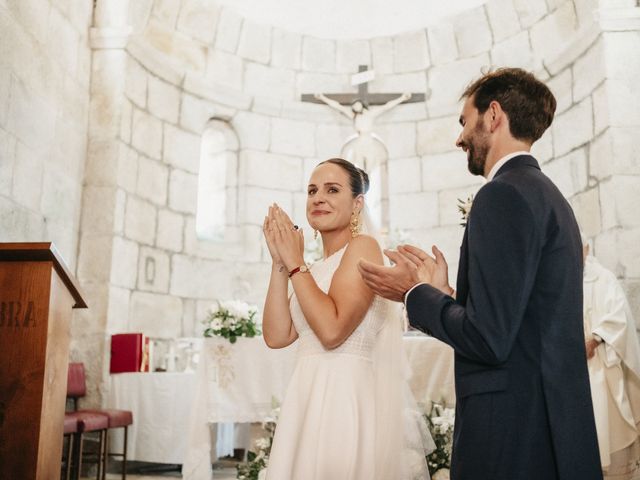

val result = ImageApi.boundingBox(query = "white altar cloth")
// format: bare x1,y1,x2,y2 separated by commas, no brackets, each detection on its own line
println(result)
404,333,456,408
182,336,295,478
107,372,197,464
194,336,296,423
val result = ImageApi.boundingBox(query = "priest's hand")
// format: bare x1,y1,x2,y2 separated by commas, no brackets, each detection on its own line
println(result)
585,338,600,359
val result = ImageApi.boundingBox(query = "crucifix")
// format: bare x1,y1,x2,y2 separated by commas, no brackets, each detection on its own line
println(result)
301,64,426,148
301,65,426,108
301,65,426,236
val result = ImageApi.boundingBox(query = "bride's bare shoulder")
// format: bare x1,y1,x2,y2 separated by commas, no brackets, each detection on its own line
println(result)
343,234,383,263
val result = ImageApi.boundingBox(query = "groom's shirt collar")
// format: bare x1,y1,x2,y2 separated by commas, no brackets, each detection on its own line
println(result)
486,150,531,182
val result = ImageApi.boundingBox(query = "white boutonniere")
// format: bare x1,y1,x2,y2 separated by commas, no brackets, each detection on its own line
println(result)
457,195,474,227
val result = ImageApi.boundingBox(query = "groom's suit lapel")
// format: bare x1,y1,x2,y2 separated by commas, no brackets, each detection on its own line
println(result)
455,154,540,306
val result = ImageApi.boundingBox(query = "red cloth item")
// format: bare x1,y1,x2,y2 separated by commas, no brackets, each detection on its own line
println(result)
110,333,146,373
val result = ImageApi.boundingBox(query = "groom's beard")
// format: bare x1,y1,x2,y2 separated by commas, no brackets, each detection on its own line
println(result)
463,119,490,176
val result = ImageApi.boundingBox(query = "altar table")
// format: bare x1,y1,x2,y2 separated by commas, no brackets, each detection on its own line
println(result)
404,333,456,408
182,334,454,479
107,335,454,474
107,372,197,464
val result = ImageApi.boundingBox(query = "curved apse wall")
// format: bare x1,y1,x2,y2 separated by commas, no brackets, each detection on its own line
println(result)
74,0,640,403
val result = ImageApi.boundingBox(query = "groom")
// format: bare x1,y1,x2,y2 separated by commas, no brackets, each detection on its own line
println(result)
359,68,602,479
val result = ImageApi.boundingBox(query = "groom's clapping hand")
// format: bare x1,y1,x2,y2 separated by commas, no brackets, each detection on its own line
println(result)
358,249,422,302
358,243,454,302
397,244,453,297
358,245,454,302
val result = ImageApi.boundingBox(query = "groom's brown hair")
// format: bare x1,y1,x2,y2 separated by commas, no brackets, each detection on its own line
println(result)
461,68,556,144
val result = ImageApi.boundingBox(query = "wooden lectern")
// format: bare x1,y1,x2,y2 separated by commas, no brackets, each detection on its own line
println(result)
0,243,87,480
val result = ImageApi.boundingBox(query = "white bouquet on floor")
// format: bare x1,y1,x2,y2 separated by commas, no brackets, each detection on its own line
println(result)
203,300,260,344
237,398,280,480
425,402,455,476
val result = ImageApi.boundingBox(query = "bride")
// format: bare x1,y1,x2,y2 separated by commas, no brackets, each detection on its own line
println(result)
261,158,432,479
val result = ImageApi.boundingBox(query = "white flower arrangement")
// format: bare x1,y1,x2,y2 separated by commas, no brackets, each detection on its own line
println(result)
431,405,455,435
236,398,280,480
254,437,271,450
425,402,455,476
457,195,474,227
203,300,260,344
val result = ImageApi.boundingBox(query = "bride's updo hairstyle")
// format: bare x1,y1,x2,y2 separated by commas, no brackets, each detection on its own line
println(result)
318,158,370,198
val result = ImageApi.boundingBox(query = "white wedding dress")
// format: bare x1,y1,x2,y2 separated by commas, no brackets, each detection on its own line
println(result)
265,244,432,480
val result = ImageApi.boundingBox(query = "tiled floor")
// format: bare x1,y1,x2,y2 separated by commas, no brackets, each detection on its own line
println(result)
101,472,237,480
100,468,236,480
90,461,238,480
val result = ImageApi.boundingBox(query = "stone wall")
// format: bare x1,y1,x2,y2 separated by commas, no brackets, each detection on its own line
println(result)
72,0,640,404
0,1,93,268
2,0,638,406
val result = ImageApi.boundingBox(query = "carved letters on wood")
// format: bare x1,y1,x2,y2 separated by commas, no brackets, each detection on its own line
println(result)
0,301,36,328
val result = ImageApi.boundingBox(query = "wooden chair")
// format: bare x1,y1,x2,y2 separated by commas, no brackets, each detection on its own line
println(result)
61,414,78,480
67,362,133,480
64,410,109,480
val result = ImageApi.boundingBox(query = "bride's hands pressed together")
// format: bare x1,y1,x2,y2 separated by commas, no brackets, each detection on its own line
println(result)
263,205,286,267
269,204,305,271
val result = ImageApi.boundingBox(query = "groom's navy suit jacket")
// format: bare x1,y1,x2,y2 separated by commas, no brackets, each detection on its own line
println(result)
407,155,602,480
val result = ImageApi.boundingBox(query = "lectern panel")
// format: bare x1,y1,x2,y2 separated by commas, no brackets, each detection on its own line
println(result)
0,262,53,479
0,261,75,480
37,272,74,478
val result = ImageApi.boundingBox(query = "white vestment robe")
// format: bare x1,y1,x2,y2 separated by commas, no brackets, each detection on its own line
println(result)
584,256,640,471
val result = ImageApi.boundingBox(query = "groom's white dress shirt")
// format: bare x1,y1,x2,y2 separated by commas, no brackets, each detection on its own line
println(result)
403,150,531,305
485,150,530,181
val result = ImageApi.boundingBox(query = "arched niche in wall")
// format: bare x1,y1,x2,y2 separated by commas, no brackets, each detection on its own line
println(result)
196,118,240,242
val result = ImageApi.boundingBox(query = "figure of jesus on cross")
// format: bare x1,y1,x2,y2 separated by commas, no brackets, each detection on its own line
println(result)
302,65,426,233
303,65,425,170
313,92,411,142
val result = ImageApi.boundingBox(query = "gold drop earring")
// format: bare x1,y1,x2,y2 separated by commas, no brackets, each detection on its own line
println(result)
350,211,360,238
